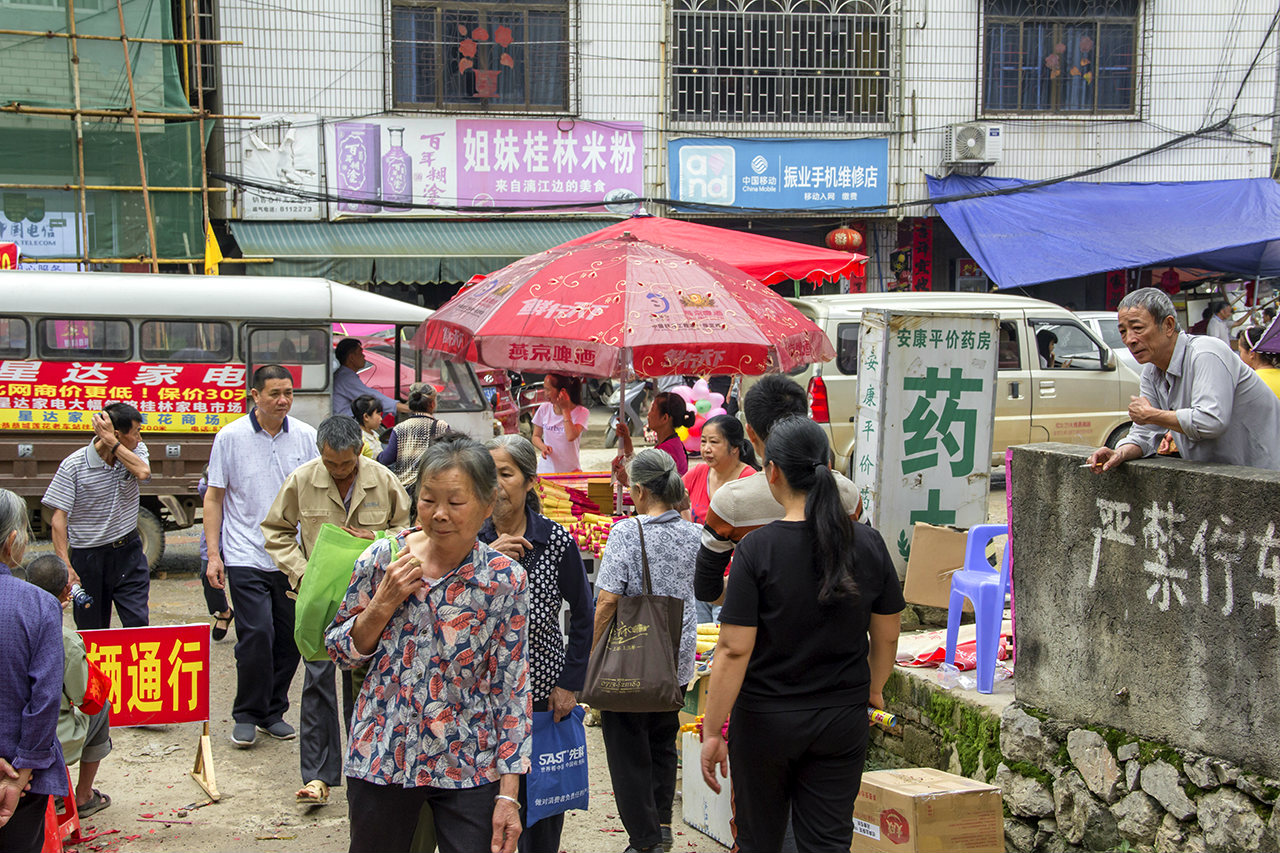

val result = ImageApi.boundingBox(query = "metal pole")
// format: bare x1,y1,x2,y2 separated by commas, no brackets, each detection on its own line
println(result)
115,0,160,273
615,376,626,516
65,0,90,267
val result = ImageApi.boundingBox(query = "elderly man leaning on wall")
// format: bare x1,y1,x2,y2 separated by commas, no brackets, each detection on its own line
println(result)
1088,287,1280,473
261,415,411,809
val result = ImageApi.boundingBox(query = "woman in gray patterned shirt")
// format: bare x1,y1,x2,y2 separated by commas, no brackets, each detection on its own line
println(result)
594,449,699,853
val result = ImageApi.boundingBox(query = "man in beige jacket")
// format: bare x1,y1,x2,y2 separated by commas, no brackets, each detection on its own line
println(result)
262,415,410,808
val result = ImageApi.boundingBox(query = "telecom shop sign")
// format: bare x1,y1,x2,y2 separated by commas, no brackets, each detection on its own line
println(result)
323,117,644,218
0,360,248,433
668,137,889,211
853,310,998,578
81,624,211,727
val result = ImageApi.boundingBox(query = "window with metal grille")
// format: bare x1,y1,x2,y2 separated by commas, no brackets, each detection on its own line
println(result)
671,0,894,124
983,0,1139,115
391,1,569,111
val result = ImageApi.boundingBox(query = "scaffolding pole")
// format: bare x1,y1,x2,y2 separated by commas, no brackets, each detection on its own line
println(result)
0,104,257,120
0,28,238,46
65,0,90,266
0,182,225,193
32,256,275,264
191,0,211,265
114,0,160,273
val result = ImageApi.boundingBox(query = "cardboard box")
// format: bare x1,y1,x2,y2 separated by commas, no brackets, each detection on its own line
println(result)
678,675,709,730
681,731,733,847
851,768,1003,853
902,523,972,611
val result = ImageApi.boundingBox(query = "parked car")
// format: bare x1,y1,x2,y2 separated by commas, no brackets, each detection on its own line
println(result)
775,292,1143,476
1076,310,1142,374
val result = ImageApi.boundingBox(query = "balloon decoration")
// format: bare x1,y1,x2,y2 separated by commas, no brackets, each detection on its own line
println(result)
670,379,727,453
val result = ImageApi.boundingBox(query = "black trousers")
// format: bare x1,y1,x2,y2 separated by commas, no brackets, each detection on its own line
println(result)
727,704,868,853
69,532,149,630
517,698,565,853
600,710,679,852
225,566,299,726
347,777,498,853
300,659,356,787
199,558,230,615
0,792,49,853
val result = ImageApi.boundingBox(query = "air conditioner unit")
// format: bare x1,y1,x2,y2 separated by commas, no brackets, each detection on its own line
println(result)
944,123,1003,163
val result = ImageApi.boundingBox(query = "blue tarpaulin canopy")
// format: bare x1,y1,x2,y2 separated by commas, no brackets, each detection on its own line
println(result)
926,175,1280,289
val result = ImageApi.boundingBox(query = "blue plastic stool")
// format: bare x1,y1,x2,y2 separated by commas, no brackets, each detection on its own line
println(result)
944,523,1011,694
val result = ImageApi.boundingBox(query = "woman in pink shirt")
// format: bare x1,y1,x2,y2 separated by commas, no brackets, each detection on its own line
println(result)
682,414,757,526
619,391,695,477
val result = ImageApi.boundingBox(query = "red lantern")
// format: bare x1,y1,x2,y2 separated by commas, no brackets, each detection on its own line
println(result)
825,226,864,253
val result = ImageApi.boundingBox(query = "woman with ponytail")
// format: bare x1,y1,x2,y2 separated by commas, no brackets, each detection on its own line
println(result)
699,416,903,852
618,392,695,478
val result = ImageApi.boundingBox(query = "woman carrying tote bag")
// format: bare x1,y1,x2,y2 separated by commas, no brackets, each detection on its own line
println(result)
592,449,699,853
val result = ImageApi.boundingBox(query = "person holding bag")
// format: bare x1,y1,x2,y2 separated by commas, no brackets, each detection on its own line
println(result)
699,416,903,853
593,449,699,853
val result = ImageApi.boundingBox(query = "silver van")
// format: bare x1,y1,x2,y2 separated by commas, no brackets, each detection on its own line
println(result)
785,292,1142,475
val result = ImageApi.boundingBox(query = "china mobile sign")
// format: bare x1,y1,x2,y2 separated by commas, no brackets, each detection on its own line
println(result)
668,137,889,211
323,117,644,218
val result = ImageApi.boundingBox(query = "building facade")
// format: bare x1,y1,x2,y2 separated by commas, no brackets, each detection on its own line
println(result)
208,0,1280,305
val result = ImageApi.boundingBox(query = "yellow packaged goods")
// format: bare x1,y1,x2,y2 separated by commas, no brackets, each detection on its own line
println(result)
851,768,1003,853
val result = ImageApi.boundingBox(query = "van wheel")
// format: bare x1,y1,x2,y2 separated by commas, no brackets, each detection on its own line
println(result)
137,508,165,571
1105,424,1132,449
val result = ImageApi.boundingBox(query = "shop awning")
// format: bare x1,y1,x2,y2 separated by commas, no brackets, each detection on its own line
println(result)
228,219,613,285
926,176,1280,289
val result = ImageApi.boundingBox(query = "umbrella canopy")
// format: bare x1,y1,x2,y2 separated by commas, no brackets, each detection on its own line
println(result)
558,216,866,285
415,236,835,378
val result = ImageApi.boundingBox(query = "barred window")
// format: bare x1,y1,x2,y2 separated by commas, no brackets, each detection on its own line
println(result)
391,1,569,111
984,0,1139,114
672,0,894,124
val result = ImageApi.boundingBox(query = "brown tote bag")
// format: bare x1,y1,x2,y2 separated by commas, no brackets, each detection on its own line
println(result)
580,519,685,713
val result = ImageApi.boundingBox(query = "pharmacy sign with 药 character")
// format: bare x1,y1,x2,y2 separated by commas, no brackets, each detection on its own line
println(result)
853,310,999,578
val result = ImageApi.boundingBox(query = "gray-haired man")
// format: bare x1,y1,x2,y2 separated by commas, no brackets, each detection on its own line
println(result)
1088,287,1280,472
262,415,410,806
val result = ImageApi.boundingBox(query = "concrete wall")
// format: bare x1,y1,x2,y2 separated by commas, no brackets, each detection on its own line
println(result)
1010,443,1280,779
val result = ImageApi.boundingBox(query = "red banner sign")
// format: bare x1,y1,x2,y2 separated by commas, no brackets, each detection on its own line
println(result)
80,624,211,727
0,360,248,433
0,243,17,269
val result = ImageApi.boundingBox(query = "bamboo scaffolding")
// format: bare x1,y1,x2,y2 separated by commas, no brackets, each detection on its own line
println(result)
116,0,159,273
66,0,90,266
30,257,275,264
0,28,238,45
191,0,211,267
0,104,257,120
0,182,225,192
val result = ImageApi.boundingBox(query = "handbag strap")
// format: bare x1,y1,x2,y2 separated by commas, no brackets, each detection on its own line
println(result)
635,516,654,596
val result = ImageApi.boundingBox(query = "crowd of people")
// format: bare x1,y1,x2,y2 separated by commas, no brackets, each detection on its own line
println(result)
5,297,1280,853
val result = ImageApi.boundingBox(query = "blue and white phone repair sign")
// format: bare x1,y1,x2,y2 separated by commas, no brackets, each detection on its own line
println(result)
667,137,889,211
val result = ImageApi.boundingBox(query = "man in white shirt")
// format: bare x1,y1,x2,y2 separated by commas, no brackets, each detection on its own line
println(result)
204,365,318,749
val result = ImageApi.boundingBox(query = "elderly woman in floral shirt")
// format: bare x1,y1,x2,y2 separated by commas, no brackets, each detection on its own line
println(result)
326,435,530,853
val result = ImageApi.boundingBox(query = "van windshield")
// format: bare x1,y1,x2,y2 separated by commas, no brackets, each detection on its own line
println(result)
365,345,487,413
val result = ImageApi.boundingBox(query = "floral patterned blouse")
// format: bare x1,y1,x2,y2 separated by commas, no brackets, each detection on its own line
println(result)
326,530,531,789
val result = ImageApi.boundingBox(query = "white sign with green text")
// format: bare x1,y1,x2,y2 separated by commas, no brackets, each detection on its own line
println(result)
853,309,999,578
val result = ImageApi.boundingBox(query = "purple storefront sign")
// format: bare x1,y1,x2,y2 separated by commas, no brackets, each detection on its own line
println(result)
456,120,643,209
334,121,381,213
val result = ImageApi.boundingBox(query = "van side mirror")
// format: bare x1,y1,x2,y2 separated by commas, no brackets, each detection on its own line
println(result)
1102,349,1117,371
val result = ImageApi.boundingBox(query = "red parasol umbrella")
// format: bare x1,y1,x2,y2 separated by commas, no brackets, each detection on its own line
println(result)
414,235,835,378
559,216,866,285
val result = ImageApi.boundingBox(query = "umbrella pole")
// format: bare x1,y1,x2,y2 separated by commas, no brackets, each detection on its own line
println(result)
615,377,626,516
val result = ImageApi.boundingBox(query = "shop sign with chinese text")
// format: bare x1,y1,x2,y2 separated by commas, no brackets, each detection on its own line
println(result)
667,137,889,211
323,117,644,218
0,360,247,433
852,310,998,578
80,624,211,727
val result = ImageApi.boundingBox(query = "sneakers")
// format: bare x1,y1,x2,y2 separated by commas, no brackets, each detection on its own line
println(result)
660,824,673,852
257,720,297,740
230,723,256,748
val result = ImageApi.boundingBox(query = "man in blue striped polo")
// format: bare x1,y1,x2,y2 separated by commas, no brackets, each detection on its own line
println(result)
42,403,152,630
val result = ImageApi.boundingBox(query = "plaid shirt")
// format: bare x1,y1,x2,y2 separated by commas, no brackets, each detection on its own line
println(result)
326,532,531,789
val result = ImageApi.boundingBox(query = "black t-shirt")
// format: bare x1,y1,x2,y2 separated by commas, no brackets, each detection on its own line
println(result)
719,519,905,712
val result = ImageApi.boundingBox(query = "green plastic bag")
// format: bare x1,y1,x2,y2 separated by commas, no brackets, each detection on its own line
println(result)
294,523,392,662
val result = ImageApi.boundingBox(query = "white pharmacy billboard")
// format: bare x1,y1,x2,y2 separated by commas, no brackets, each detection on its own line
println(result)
852,309,999,578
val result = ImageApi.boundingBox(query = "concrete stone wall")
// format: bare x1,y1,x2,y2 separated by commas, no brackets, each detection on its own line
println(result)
1009,443,1280,778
